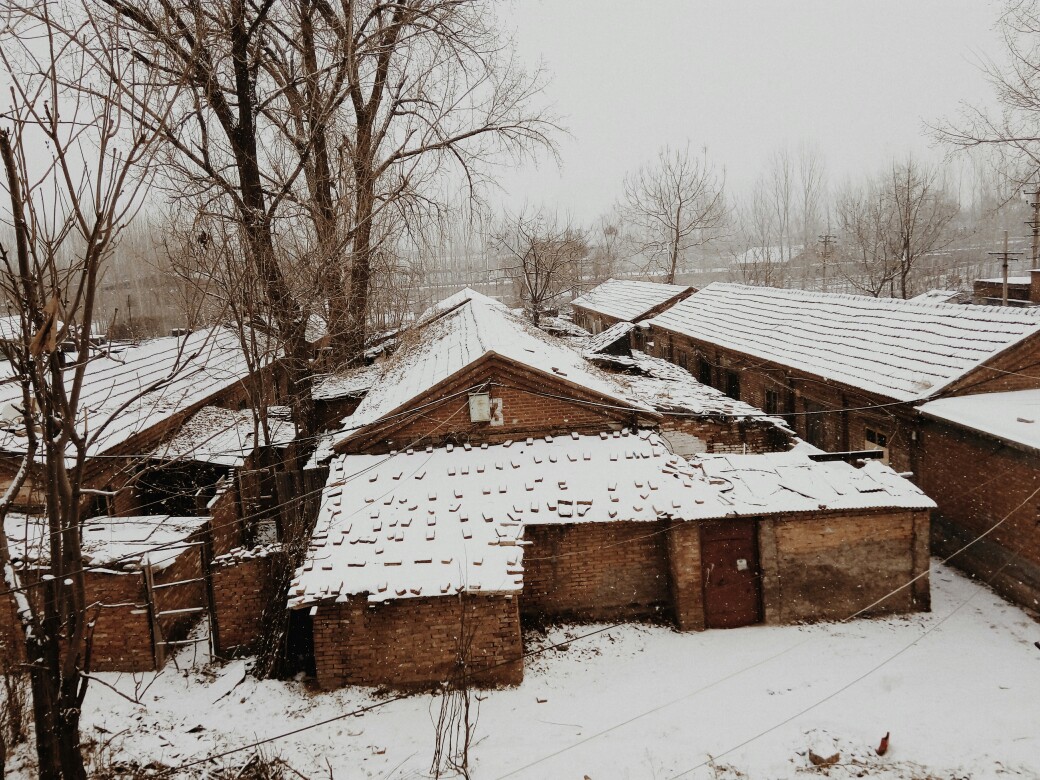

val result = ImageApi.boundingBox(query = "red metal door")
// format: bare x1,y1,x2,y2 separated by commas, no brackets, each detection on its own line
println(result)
701,521,761,628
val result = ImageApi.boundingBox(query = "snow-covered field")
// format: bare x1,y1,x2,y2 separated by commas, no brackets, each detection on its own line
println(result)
10,560,1040,778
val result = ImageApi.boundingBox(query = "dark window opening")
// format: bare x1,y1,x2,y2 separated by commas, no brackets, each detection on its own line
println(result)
724,370,741,400
698,358,713,386
804,400,824,447
763,389,780,415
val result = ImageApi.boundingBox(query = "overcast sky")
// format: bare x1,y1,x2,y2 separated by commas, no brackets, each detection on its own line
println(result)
492,0,1004,222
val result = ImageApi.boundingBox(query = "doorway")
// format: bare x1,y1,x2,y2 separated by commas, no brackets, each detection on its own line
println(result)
701,521,761,628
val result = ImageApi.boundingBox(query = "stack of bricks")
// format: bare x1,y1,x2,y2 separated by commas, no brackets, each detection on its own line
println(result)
312,594,523,690
211,545,285,657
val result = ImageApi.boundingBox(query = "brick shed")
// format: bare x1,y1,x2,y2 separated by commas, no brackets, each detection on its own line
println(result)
917,390,1040,612
298,431,932,689
2,513,212,671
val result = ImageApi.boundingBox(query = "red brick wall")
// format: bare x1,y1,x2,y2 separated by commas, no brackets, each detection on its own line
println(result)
83,570,156,672
344,358,650,454
918,420,1040,610
208,482,244,558
651,328,917,472
521,522,671,621
660,418,789,455
665,522,704,630
211,548,285,657
312,594,523,690
0,580,25,667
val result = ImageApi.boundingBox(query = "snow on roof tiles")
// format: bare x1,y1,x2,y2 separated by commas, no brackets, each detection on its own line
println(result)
150,405,295,468
571,279,695,322
0,328,258,461
333,289,652,445
650,282,1040,401
312,363,382,401
293,431,931,607
917,389,1040,453
592,350,789,425
5,513,208,572
582,321,636,355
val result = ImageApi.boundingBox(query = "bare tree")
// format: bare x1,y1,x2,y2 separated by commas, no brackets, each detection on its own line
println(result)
733,178,788,287
494,210,588,326
835,159,958,298
836,178,899,297
936,0,1040,185
888,158,959,298
0,5,172,777
622,144,726,284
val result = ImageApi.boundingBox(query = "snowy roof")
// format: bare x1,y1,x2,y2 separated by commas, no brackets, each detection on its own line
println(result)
570,279,694,322
911,289,965,304
593,351,789,426
312,363,382,401
333,289,652,446
582,321,636,355
977,277,1031,286
692,451,935,515
917,389,1040,453
294,430,930,606
5,513,208,572
0,328,258,461
649,282,1040,401
150,406,295,468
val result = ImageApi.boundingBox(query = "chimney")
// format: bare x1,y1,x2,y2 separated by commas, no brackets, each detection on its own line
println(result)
1031,269,1040,304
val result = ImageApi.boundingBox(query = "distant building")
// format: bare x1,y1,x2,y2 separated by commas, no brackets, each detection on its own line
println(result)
570,278,695,334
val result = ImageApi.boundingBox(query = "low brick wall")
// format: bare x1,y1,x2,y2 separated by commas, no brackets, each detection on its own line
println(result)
660,418,789,455
312,594,523,690
208,482,244,558
521,521,671,622
84,571,155,672
211,546,285,657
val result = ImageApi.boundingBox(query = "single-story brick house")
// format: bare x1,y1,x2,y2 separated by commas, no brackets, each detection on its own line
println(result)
917,390,1040,612
294,432,932,689
570,279,695,335
647,282,1040,613
0,327,280,516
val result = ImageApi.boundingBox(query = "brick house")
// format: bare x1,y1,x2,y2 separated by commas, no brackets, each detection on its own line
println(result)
0,327,277,515
570,279,695,335
648,282,1040,613
647,283,1040,474
917,390,1040,612
295,432,932,689
279,289,932,690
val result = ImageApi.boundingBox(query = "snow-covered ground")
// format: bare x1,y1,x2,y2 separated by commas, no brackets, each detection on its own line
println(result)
9,560,1040,778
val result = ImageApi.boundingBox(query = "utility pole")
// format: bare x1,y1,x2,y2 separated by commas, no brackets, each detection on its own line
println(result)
1026,187,1040,268
818,232,837,293
988,230,1023,306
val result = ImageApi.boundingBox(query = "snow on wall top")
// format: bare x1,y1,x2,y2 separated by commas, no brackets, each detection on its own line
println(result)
570,279,694,322
0,327,258,461
150,405,295,468
649,282,1040,401
917,389,1040,453
5,513,208,572
334,288,652,446
294,430,931,606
